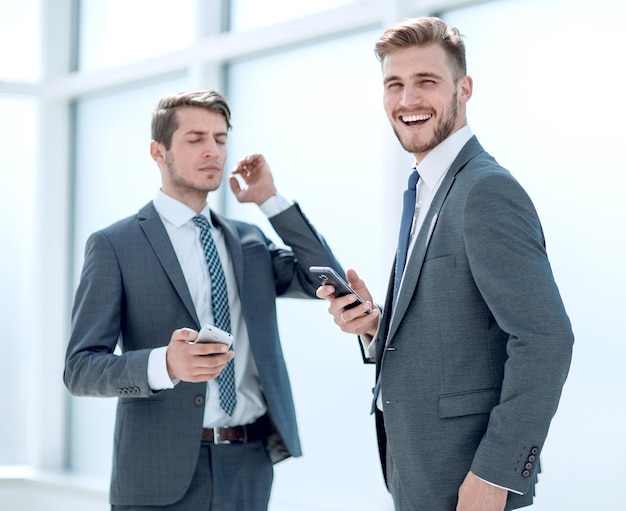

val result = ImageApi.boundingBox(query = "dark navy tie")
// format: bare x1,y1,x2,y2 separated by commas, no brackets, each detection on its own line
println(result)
193,215,237,416
371,168,419,414
393,168,420,304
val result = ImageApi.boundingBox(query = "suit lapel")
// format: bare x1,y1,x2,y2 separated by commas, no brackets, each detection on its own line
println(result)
138,202,199,325
386,136,484,343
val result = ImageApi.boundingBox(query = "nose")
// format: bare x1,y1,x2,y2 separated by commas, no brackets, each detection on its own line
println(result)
401,84,422,107
202,139,220,158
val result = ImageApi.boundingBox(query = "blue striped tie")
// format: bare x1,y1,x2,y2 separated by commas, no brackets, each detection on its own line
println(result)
193,215,237,416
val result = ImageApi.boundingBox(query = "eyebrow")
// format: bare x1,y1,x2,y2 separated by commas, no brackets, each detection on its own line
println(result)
383,71,442,85
183,129,228,138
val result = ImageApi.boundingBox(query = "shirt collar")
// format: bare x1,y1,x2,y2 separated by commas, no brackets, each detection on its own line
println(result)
153,189,213,228
413,125,473,190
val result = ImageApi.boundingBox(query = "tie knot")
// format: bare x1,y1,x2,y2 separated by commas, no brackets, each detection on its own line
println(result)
192,214,210,231
407,168,419,191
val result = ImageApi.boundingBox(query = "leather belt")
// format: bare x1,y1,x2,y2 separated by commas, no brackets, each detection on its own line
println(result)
202,414,272,445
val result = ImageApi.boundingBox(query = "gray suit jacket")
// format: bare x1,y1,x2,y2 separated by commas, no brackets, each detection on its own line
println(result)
373,136,573,510
64,202,342,506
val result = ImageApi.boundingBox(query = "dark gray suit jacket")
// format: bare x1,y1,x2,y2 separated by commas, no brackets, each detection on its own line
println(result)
64,202,342,506
373,136,574,510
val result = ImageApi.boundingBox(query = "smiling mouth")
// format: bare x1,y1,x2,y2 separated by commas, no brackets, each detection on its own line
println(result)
400,113,432,126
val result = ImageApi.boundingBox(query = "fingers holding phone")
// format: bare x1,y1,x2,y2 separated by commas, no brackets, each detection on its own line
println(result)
310,266,379,336
166,327,235,383
343,268,375,305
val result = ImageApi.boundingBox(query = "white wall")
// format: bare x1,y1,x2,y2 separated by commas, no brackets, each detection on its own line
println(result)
446,1,626,508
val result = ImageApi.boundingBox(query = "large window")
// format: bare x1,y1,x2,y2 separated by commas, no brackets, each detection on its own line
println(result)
77,0,196,71
230,0,361,31
226,30,391,510
0,0,40,81
0,96,38,465
226,32,390,288
2,1,624,510
0,14,40,469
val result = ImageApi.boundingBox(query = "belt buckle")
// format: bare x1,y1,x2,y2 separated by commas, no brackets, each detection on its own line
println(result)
213,428,231,445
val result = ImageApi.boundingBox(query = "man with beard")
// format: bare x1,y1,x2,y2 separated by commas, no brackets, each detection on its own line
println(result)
64,90,343,510
316,17,573,511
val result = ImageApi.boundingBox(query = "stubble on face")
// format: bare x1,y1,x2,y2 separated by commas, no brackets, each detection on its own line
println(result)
392,90,459,157
382,44,471,162
164,150,221,197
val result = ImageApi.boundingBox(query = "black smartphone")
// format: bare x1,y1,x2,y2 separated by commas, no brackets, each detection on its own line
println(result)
309,266,370,312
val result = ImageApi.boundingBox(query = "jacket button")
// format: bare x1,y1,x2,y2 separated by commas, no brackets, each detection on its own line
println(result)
522,469,531,478
528,454,536,462
525,462,533,470
195,395,204,406
530,447,539,455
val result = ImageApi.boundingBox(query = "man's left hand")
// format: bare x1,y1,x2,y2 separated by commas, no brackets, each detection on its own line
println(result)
457,471,508,511
229,153,277,205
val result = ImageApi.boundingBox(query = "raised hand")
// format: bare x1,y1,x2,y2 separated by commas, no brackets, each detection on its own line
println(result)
229,153,277,205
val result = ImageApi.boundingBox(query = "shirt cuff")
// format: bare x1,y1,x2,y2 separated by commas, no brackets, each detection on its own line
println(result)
147,346,177,390
362,335,376,360
362,307,382,359
259,190,293,217
476,475,522,495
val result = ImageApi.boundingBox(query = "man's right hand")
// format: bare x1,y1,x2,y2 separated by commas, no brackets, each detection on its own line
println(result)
316,268,379,337
165,328,235,382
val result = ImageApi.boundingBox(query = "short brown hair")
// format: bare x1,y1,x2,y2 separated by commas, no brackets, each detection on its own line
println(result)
151,90,232,149
374,17,466,82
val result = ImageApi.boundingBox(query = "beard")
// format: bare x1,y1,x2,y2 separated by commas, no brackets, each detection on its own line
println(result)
393,92,459,156
164,152,221,194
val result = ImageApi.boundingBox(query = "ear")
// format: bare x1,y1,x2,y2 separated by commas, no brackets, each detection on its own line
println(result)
150,140,165,164
458,75,473,105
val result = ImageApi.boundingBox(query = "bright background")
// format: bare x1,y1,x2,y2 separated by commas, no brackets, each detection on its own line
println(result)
1,0,624,509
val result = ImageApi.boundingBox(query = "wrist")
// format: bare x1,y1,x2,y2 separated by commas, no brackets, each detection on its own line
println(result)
257,189,277,205
259,190,293,217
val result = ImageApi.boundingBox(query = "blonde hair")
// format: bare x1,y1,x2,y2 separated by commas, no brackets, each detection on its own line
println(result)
375,17,466,82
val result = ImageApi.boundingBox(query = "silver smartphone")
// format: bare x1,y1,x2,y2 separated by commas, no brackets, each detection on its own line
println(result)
309,265,370,312
194,324,234,348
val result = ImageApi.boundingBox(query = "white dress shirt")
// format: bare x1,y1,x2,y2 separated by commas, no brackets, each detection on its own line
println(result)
148,189,292,428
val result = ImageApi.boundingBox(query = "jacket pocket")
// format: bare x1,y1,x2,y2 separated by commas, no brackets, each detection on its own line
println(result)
438,387,501,418
422,254,455,274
